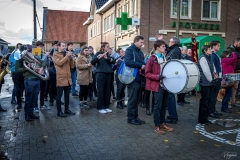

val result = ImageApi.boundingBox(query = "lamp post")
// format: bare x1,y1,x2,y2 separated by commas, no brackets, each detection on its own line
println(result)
176,0,181,37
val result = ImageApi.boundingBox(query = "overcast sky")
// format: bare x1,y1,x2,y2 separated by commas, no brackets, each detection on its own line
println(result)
0,0,91,46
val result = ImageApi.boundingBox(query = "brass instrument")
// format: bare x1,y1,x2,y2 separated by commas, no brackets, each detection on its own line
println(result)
22,51,49,80
0,56,10,82
70,54,77,69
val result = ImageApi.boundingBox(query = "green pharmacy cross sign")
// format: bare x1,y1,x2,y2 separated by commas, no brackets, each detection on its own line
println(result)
116,12,132,30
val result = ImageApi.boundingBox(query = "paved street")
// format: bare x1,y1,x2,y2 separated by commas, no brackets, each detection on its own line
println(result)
0,74,240,160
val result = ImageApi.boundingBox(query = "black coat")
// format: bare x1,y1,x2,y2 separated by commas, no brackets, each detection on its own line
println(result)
166,44,181,60
91,52,116,73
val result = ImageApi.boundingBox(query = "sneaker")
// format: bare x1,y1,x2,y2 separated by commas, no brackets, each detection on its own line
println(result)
72,93,78,97
40,105,51,110
99,109,107,114
160,123,174,132
105,108,112,113
154,126,165,135
83,102,90,107
228,105,233,109
33,107,39,113
79,103,84,108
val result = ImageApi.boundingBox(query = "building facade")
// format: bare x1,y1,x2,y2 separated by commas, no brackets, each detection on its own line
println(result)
84,0,240,53
0,38,10,54
42,8,89,51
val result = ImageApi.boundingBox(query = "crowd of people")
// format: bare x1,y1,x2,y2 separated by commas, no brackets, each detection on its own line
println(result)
0,35,240,135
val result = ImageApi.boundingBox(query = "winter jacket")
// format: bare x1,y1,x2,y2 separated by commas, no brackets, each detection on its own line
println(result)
124,44,145,83
76,55,93,85
210,51,222,78
227,45,240,72
166,44,181,60
198,53,216,86
145,55,161,92
91,52,116,73
221,52,237,76
52,51,72,87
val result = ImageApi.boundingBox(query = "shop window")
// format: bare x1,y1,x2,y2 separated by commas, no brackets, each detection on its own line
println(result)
171,0,192,19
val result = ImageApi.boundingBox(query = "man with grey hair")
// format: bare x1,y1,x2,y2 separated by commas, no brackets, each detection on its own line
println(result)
165,36,181,124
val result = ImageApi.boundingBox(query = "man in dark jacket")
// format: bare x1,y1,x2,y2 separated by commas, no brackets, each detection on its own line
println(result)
210,40,223,118
227,38,240,107
125,35,146,125
165,36,182,124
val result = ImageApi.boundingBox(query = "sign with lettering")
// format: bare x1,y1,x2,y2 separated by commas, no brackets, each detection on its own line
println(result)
172,21,220,30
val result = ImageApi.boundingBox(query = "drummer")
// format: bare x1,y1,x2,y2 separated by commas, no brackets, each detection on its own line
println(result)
145,40,174,134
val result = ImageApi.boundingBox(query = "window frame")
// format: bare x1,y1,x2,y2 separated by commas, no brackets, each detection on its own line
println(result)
131,0,137,17
170,0,192,19
97,20,100,35
89,27,92,39
201,0,221,21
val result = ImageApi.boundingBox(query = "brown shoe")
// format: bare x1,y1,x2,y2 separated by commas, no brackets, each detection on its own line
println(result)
160,123,174,132
154,126,165,135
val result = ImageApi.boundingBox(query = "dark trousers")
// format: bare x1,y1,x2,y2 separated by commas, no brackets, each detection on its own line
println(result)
40,80,47,106
88,72,98,98
111,72,115,97
154,86,169,126
198,86,213,123
209,79,221,113
24,79,40,116
177,93,185,103
115,75,126,102
12,85,16,101
127,82,141,120
167,93,178,120
144,90,155,111
96,73,111,109
44,80,50,99
79,85,89,101
56,86,70,112
12,72,24,107
49,74,57,103
221,87,232,111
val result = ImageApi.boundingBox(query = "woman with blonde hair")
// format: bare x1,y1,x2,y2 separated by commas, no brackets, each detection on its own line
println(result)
76,46,92,108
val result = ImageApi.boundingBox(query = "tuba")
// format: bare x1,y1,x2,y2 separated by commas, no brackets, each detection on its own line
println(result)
22,51,49,80
0,56,10,82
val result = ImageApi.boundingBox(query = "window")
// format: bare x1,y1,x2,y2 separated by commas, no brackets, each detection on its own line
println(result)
124,3,129,12
93,24,96,37
97,20,100,35
111,14,115,29
104,18,107,32
117,7,122,33
171,0,192,19
108,16,111,30
89,28,92,39
131,0,137,16
202,0,220,20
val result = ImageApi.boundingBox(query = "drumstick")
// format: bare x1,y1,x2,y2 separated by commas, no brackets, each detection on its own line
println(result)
164,71,178,77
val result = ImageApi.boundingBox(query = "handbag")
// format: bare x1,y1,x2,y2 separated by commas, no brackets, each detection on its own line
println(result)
221,78,234,88
118,52,138,84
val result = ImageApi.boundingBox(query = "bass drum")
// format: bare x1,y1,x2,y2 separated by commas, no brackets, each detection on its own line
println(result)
161,59,200,94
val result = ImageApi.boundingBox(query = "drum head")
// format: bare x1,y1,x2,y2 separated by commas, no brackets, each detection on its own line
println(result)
162,60,187,93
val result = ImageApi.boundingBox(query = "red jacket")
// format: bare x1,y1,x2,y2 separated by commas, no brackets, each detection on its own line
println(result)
145,55,161,92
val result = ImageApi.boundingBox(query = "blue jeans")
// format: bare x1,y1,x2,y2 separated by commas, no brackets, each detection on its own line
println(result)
167,93,178,120
24,79,40,116
221,87,232,111
12,86,16,101
71,70,76,94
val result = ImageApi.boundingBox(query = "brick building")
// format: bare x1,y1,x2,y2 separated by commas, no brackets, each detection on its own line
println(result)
84,0,240,53
42,8,89,50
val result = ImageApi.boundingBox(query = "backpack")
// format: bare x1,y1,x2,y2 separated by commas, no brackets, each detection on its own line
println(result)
118,52,138,84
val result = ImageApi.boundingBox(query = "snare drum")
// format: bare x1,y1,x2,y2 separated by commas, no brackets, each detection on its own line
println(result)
224,73,240,81
161,60,200,94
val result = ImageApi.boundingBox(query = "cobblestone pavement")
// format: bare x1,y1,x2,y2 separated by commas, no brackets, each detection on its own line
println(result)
0,74,240,160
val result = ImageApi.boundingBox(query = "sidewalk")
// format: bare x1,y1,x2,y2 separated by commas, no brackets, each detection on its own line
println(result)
0,74,240,160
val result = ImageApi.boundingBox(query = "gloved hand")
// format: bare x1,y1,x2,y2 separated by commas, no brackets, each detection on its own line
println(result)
159,75,166,80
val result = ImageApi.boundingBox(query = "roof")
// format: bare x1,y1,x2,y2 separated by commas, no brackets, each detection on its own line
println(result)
0,38,10,44
43,9,89,43
95,0,109,9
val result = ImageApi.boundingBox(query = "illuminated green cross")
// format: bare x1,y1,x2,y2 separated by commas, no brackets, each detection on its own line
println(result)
116,12,132,30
